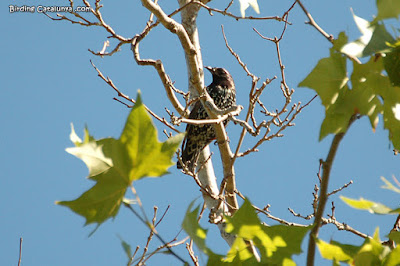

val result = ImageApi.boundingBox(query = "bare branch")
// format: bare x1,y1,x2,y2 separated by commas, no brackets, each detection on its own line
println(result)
327,180,353,197
186,241,200,266
124,203,188,264
18,237,22,266
89,60,180,133
321,217,370,239
44,0,131,56
131,36,187,116
128,246,140,265
306,115,358,266
191,0,290,22
256,205,309,227
296,0,361,64
296,0,333,42
288,208,314,220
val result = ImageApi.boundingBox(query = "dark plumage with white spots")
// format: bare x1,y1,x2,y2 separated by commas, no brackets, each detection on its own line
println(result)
177,66,236,171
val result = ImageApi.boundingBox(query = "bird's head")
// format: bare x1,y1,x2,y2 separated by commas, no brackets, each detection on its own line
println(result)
205,66,234,88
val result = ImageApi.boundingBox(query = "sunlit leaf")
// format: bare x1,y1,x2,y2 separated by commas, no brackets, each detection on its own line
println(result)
350,57,384,129
225,199,310,264
341,11,394,58
381,176,400,193
120,93,185,180
316,239,359,264
300,37,400,149
388,231,400,245
58,93,184,226
299,32,352,140
354,228,387,266
374,0,400,21
385,246,400,266
384,41,400,87
238,0,260,18
318,228,400,265
182,200,210,254
340,196,396,214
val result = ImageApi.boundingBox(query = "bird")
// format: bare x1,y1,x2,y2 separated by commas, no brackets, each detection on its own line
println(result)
177,66,236,171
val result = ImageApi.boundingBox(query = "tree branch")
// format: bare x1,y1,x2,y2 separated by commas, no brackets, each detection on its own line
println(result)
89,60,180,133
306,115,358,266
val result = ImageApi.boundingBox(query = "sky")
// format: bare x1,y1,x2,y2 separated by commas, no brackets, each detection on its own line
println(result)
2,0,399,265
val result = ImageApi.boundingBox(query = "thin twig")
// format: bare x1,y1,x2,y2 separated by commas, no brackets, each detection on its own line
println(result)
295,0,361,64
190,0,289,22
327,180,353,197
18,237,22,266
321,217,370,239
155,205,170,227
288,208,314,220
128,246,140,266
90,60,180,133
124,203,188,264
296,0,333,42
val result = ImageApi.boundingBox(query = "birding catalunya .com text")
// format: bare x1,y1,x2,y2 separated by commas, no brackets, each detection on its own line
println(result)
9,5,91,13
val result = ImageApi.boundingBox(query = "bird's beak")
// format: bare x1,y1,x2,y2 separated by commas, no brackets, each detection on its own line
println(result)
205,66,213,73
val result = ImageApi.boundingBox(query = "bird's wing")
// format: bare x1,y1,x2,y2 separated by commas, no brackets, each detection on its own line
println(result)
181,101,203,150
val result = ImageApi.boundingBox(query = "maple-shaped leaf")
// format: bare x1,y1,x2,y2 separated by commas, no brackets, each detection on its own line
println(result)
374,0,400,22
318,228,400,265
299,31,400,148
182,200,210,254
224,199,310,264
58,93,184,226
350,57,384,129
340,196,400,215
316,239,360,265
238,0,260,18
384,41,400,87
299,32,351,140
341,11,394,58
381,176,400,194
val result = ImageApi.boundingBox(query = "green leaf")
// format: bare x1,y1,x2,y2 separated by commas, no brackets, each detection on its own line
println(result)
299,35,352,140
207,253,228,266
298,48,348,109
341,11,394,58
316,239,360,264
117,235,132,259
377,73,400,150
354,228,387,266
381,176,400,193
59,92,184,226
374,0,400,21
300,45,400,148
351,56,400,150
340,196,395,214
385,246,400,266
350,57,384,129
388,231,400,245
225,238,260,265
384,41,400,87
66,138,114,178
225,199,310,264
318,228,400,265
238,0,260,18
182,200,210,254
120,93,184,181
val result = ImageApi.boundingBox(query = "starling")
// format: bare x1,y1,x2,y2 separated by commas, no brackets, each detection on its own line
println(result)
177,66,236,171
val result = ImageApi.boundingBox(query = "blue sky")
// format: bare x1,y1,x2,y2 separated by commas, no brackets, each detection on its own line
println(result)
2,0,398,265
